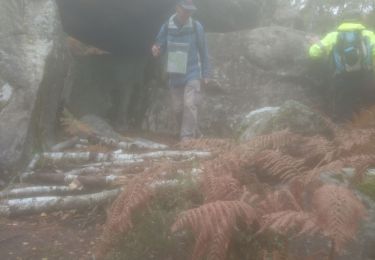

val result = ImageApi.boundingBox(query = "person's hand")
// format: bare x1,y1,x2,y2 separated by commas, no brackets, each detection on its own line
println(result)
151,44,161,57
203,78,210,85
308,35,320,45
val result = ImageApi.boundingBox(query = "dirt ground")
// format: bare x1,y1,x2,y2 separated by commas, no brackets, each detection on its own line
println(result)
0,209,106,260
0,133,180,260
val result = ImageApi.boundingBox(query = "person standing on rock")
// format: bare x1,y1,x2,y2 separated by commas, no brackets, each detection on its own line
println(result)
151,0,210,141
309,10,375,121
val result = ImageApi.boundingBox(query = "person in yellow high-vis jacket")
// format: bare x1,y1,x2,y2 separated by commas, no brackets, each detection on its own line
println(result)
309,12,375,121
309,23,375,62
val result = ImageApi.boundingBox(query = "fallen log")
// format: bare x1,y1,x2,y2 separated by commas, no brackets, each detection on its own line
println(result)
0,186,83,200
111,150,212,161
51,137,80,152
0,174,200,217
63,166,125,176
118,138,168,150
37,152,144,167
93,136,168,151
0,189,121,217
37,150,210,167
64,166,102,176
23,174,128,189
82,161,146,168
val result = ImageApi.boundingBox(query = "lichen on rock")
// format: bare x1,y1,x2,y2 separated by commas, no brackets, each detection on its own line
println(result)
240,100,333,141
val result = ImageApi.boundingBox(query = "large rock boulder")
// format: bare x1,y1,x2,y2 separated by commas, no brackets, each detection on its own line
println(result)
143,26,318,137
0,0,69,176
239,100,333,140
57,0,272,54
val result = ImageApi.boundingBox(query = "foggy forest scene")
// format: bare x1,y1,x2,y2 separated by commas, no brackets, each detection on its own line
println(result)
2,0,375,259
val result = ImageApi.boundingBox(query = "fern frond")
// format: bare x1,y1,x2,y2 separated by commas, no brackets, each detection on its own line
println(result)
261,210,319,236
60,108,94,137
334,128,375,157
206,226,231,260
97,162,178,258
344,154,375,181
244,129,301,152
312,184,367,254
201,172,242,202
97,179,155,257
240,188,261,205
254,150,308,183
257,189,301,216
171,201,257,260
178,138,236,153
308,154,375,182
350,104,375,128
191,233,210,260
202,146,256,179
310,160,345,177
297,136,336,166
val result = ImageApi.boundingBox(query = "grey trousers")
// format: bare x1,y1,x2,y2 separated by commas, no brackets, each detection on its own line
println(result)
170,80,201,139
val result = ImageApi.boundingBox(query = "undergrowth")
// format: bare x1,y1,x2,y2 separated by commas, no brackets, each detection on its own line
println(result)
96,110,375,260
103,170,202,260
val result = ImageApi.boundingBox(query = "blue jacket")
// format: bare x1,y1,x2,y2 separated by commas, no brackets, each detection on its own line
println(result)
155,15,210,87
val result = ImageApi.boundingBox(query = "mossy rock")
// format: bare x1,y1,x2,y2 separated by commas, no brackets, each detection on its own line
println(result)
357,176,375,202
238,107,280,140
240,100,333,140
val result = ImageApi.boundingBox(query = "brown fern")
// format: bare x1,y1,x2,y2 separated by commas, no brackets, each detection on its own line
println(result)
306,154,375,183
206,225,232,260
198,131,300,181
260,210,319,236
350,104,375,128
244,129,301,152
312,184,367,254
177,138,237,153
257,189,302,216
201,172,242,202
254,150,308,183
334,128,375,157
202,146,256,179
296,136,336,167
97,163,179,258
97,178,155,258
171,201,258,260
60,108,94,137
344,154,375,181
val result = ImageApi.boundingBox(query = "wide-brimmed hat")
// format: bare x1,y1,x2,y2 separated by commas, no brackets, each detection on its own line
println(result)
177,0,197,11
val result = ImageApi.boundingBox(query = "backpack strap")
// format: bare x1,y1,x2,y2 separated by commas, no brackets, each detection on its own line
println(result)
165,18,202,52
193,20,203,54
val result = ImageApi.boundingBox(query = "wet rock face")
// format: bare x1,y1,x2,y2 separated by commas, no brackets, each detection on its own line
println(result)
0,0,68,175
143,26,317,137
